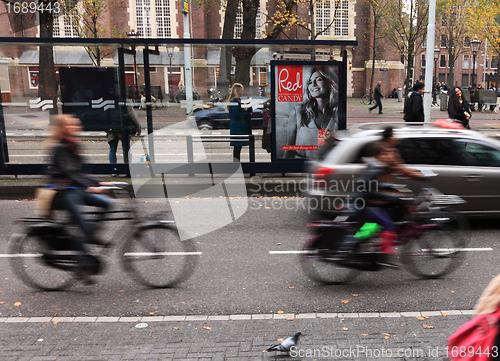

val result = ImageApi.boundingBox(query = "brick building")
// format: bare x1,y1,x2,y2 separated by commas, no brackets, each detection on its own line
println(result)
0,0,400,100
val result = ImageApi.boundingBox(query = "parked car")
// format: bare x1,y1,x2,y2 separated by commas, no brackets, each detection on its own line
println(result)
193,97,268,130
308,122,500,218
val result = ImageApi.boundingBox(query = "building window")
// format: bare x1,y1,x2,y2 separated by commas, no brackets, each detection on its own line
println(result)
441,35,447,48
52,0,78,38
492,57,498,69
28,67,39,89
463,55,469,69
314,0,349,37
440,54,446,68
464,36,470,48
136,0,152,37
316,0,331,36
421,54,426,68
155,0,171,37
334,0,349,36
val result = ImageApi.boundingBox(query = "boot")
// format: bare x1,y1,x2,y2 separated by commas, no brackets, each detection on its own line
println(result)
379,231,397,255
378,231,401,268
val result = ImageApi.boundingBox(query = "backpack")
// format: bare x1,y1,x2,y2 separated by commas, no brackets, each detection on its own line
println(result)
448,308,500,361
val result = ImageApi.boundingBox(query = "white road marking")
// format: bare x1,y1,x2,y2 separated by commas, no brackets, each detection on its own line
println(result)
269,248,493,255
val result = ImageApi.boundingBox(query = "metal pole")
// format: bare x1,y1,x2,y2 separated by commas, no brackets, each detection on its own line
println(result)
183,11,193,114
423,0,437,123
143,47,155,163
472,52,476,88
0,85,9,164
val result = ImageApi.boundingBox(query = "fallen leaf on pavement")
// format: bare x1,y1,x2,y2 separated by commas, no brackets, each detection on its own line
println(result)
422,325,434,329
149,312,154,315
14,302,21,307
203,326,211,330
361,334,367,336
289,287,295,289
341,300,349,303
286,317,294,321
313,301,318,304
119,290,125,292
382,333,390,336
0,302,4,304
53,321,59,325
277,338,285,342
277,310,284,314
384,336,390,339
173,327,179,330
342,327,348,331
340,319,344,321
352,294,359,297
277,243,282,245
416,316,425,320
451,290,455,293
443,312,448,317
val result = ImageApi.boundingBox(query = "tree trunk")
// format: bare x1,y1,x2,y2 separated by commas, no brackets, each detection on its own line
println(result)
218,0,239,99
38,6,57,115
233,0,259,90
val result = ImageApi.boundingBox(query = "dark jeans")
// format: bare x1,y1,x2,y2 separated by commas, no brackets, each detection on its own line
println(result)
108,136,130,164
369,98,383,113
53,189,112,257
233,146,242,162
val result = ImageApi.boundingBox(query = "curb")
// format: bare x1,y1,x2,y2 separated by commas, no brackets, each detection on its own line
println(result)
0,310,475,323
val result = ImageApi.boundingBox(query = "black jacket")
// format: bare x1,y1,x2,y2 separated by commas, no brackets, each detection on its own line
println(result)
403,91,424,122
448,98,471,123
46,138,99,189
373,85,383,100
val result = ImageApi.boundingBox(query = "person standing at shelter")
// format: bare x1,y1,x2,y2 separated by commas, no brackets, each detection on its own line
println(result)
403,82,425,123
369,81,384,114
228,83,252,162
106,105,142,168
448,87,471,129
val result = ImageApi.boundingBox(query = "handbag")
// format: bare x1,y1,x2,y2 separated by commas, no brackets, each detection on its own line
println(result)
34,187,58,218
448,308,500,361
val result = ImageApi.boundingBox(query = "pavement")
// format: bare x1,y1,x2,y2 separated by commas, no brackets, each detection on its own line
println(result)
0,311,475,360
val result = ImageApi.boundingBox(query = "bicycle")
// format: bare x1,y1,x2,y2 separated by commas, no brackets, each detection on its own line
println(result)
8,183,199,291
361,93,372,105
299,185,469,284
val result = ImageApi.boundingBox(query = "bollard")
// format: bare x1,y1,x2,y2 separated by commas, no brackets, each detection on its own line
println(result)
440,91,448,111
397,88,403,102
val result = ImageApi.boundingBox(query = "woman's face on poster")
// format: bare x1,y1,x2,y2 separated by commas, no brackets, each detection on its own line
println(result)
308,71,326,98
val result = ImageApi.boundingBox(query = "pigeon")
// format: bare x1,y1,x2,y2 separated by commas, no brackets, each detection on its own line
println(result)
266,331,302,353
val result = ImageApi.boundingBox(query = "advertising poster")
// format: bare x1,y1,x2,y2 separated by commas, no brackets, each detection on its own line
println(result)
272,61,342,160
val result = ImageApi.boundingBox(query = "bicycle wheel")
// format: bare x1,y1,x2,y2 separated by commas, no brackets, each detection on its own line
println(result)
9,232,75,291
121,225,199,288
362,94,371,105
299,235,358,285
402,225,465,279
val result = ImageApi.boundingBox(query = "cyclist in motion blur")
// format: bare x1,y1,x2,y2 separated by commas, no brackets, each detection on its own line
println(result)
45,114,114,283
342,126,427,267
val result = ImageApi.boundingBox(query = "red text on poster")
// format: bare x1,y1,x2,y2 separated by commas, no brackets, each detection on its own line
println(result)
277,65,303,102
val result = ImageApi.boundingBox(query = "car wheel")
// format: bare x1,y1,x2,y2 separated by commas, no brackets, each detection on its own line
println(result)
198,120,212,131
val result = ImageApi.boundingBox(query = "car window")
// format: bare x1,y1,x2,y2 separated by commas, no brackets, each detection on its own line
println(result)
397,138,464,165
454,139,500,167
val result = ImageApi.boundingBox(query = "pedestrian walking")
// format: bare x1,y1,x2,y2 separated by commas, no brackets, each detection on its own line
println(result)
228,83,252,162
403,82,425,123
369,81,384,114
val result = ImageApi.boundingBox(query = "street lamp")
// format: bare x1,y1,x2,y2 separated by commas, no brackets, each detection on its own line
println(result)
167,46,174,102
470,37,482,88
126,30,139,102
434,47,440,87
